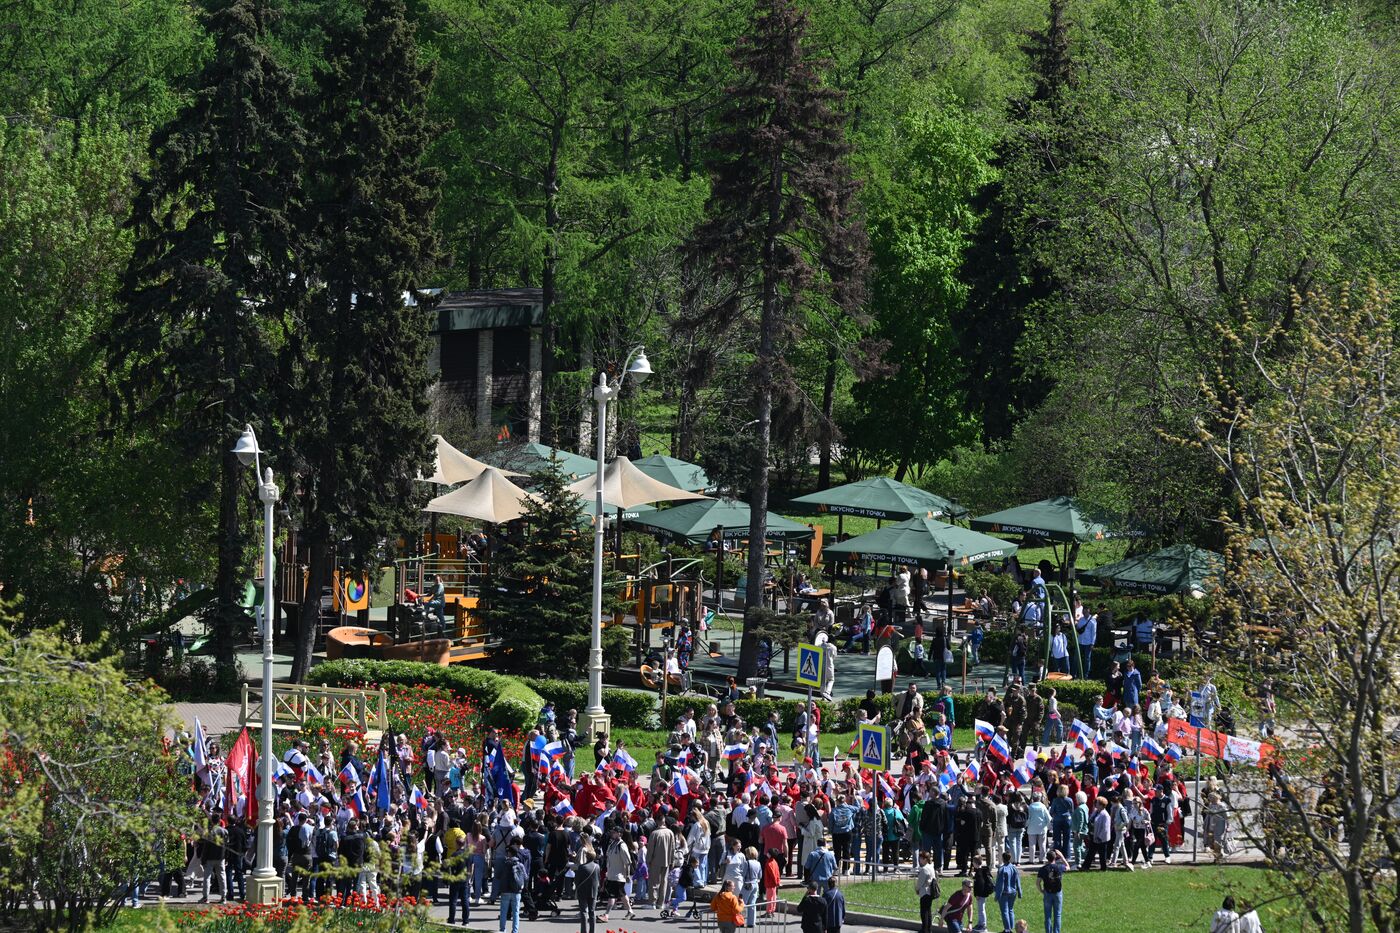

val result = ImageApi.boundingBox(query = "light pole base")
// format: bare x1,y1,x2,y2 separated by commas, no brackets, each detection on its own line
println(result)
579,709,612,748
250,871,284,905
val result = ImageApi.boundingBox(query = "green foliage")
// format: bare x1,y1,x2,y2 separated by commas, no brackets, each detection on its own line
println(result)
0,0,201,148
0,113,212,647
112,0,308,690
285,0,440,682
478,461,598,676
844,101,997,476
961,569,1020,608
522,678,658,729
307,658,545,729
0,611,197,930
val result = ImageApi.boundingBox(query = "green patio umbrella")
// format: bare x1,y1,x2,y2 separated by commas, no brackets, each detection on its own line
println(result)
632,454,711,493
822,517,1018,567
628,497,813,543
580,499,656,522
969,496,1120,541
1080,543,1223,596
482,442,596,479
788,477,967,522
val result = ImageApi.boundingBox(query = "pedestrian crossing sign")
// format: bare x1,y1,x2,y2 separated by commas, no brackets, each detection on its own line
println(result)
795,642,824,689
858,724,888,771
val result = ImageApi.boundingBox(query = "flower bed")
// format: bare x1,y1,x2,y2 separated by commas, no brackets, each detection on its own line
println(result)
176,895,428,932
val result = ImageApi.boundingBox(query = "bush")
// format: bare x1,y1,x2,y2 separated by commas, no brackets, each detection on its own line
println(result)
963,570,1020,610
309,659,545,730
521,678,659,729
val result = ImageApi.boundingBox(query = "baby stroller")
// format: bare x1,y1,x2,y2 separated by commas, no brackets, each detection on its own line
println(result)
526,868,556,919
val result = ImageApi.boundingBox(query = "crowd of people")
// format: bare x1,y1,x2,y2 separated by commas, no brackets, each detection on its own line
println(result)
166,667,1245,933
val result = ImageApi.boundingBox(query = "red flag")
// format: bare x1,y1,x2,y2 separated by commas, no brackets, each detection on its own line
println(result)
226,727,259,827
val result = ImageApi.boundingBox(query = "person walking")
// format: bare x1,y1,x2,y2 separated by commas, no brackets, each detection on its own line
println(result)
1036,850,1067,933
805,836,837,894
972,855,995,932
824,877,847,933
647,819,677,913
915,854,940,933
1025,793,1050,864
573,845,601,933
799,884,826,933
994,850,1022,933
939,878,975,933
498,845,526,933
711,880,746,933
602,828,636,921
1088,799,1111,871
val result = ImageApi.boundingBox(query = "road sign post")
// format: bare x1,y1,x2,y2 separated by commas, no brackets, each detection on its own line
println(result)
857,724,889,882
796,642,826,766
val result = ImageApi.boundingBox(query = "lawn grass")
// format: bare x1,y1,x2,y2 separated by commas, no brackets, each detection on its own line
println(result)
782,865,1295,932
572,729,863,775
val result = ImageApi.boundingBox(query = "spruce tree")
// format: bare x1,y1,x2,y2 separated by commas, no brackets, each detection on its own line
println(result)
285,0,441,682
686,0,868,679
111,0,304,691
478,462,597,674
954,0,1073,442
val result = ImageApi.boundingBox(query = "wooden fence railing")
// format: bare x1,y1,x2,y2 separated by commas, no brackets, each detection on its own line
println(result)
240,683,388,737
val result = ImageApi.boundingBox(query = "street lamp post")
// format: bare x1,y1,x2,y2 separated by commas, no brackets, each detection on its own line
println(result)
582,347,651,744
232,425,285,905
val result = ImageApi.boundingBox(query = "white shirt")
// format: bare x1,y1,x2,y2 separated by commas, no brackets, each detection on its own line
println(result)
1051,632,1068,659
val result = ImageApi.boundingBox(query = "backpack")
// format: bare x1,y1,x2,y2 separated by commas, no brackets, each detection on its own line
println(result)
315,827,337,861
512,858,529,892
287,825,304,858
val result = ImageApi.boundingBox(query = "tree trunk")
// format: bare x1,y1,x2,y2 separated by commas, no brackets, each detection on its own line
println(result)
539,128,562,445
738,152,783,681
291,534,331,684
214,448,242,693
818,345,837,489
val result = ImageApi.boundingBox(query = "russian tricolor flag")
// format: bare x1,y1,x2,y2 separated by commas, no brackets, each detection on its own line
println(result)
411,785,428,809
975,720,996,743
618,787,633,813
346,789,367,817
554,797,577,817
1165,744,1184,763
963,760,982,783
339,762,358,785
275,760,295,779
938,764,958,788
671,772,690,798
1010,762,1033,788
1140,738,1165,762
613,749,638,772
1106,742,1129,758
1126,759,1142,778
987,735,1012,765
544,740,566,760
723,743,747,761
304,762,325,784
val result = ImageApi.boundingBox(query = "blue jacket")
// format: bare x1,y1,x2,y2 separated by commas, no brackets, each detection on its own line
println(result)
824,888,846,929
995,863,1022,899
805,848,836,883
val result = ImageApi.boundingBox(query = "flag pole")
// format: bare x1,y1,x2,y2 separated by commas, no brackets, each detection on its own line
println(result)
1192,724,1201,864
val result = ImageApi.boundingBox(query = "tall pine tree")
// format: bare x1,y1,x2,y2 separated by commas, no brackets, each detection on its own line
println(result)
285,0,441,683
686,0,868,679
112,0,304,690
477,462,602,674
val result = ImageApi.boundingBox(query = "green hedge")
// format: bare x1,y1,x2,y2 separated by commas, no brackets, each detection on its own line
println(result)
676,691,985,733
309,659,544,731
521,678,659,730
